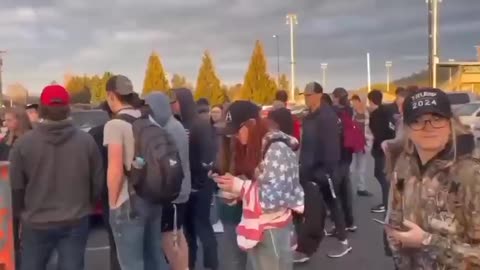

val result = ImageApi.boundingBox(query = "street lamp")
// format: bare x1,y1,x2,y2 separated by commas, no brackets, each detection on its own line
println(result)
272,35,280,85
286,14,298,99
321,63,328,89
427,0,441,88
385,61,392,93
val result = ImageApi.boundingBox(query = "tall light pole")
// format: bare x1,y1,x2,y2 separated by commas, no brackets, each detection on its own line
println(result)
321,63,328,89
286,14,298,99
272,35,280,85
385,61,392,93
0,50,6,103
427,0,441,88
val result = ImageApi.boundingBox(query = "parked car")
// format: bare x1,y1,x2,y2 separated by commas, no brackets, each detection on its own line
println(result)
71,109,109,132
454,102,480,129
71,109,109,217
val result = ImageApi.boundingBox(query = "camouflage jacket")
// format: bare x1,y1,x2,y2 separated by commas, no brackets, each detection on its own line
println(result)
388,135,480,270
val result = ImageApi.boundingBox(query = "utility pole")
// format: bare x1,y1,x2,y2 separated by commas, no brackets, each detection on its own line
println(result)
286,14,298,100
386,61,392,93
321,63,328,89
0,50,6,104
427,0,441,88
273,35,280,85
448,58,455,86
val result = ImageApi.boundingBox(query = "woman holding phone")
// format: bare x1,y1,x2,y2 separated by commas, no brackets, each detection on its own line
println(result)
213,100,304,270
386,88,480,269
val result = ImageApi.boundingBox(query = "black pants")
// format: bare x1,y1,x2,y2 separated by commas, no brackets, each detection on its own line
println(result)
337,162,354,228
373,154,389,207
320,176,347,241
185,185,218,270
295,181,326,256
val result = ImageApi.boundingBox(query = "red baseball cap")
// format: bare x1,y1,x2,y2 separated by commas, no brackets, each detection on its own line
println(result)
40,85,70,106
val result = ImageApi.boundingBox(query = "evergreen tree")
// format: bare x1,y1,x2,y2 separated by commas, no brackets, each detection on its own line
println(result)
278,74,290,91
89,75,102,104
241,40,275,104
171,74,188,88
142,51,170,96
194,51,225,105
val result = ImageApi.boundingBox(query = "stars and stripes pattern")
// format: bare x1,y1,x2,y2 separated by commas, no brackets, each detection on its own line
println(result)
236,131,305,250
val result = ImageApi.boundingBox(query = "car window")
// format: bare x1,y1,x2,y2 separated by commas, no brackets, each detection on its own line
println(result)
71,110,109,129
455,103,480,116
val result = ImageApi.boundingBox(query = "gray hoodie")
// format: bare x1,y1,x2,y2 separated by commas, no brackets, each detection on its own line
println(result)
146,93,191,204
9,119,104,226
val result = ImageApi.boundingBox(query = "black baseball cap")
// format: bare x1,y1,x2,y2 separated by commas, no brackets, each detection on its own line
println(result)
223,100,260,135
302,82,323,95
403,88,452,124
106,75,135,96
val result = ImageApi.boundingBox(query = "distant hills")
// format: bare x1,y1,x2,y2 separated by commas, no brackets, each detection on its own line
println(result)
393,67,455,88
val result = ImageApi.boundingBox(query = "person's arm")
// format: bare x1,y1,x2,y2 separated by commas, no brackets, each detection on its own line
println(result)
424,163,480,267
88,137,104,204
103,120,125,208
299,119,317,184
192,121,215,175
8,142,26,216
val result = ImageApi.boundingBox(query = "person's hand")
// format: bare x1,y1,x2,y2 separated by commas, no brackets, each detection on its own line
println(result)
381,141,389,153
386,220,429,248
213,173,236,193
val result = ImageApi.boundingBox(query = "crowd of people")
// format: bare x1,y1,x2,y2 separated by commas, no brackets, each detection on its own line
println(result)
1,74,479,270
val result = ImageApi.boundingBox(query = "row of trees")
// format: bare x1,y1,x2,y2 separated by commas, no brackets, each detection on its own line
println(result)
65,40,294,105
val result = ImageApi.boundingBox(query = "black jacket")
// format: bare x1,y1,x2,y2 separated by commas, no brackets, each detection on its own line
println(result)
299,105,340,185
174,88,216,191
369,105,396,157
88,125,109,207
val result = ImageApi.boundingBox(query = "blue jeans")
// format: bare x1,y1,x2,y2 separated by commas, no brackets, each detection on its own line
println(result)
248,225,293,270
20,216,90,270
109,196,167,270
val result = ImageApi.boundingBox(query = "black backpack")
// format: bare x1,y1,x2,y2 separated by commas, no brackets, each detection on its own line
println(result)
116,113,183,204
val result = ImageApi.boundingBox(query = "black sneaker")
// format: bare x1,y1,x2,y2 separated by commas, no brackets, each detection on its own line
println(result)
346,225,358,232
357,190,373,197
293,251,310,263
371,204,386,213
327,241,353,258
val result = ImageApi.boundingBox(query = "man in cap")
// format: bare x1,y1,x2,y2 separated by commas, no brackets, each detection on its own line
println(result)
103,75,167,269
295,82,352,263
9,85,104,270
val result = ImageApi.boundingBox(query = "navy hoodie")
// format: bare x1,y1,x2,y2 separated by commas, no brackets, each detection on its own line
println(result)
174,88,216,191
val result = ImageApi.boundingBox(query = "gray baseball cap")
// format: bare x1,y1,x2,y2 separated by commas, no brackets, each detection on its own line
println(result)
106,75,135,95
302,82,323,95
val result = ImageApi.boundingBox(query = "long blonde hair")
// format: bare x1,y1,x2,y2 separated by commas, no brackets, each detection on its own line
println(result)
4,107,32,146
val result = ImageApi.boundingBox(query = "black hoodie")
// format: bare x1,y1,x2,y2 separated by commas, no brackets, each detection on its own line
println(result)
174,88,216,191
9,119,104,227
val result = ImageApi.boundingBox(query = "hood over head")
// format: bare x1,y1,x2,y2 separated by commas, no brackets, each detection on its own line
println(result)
37,119,76,145
145,92,172,126
262,130,299,152
173,88,197,129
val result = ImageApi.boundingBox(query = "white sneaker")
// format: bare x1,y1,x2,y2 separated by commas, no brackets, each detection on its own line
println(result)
212,221,224,233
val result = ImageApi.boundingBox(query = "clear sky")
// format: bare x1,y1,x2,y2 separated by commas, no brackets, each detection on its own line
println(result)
0,0,479,94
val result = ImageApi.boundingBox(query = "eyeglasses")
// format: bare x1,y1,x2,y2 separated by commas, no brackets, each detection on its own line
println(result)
408,116,449,131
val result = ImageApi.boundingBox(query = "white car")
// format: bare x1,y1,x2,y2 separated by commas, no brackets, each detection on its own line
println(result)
455,102,480,142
